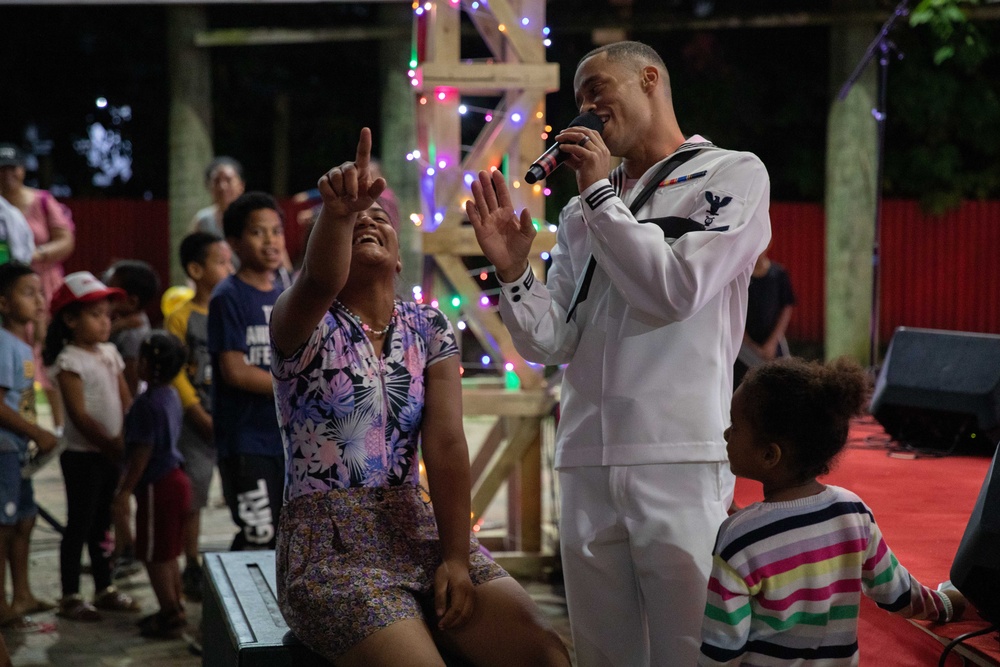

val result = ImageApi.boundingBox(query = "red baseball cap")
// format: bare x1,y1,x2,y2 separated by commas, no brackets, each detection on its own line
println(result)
50,271,126,316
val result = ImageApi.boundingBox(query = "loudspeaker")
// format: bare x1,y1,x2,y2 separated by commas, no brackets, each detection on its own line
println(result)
870,327,1000,449
950,443,1000,624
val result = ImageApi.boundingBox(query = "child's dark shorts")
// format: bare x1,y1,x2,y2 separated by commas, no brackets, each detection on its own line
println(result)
276,485,508,660
136,467,192,563
0,451,37,526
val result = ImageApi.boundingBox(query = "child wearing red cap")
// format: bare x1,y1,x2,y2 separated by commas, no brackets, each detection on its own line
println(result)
42,271,141,622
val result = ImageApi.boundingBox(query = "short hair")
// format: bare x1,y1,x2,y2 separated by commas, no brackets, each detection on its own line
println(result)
179,231,225,277
204,156,244,186
222,191,282,240
140,330,187,386
579,40,668,77
0,262,36,298
102,260,161,308
740,357,870,481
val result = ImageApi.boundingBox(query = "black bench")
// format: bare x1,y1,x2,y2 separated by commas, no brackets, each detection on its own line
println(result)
202,550,474,666
202,550,330,666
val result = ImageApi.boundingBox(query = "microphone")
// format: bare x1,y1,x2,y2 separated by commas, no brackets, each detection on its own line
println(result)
523,111,605,184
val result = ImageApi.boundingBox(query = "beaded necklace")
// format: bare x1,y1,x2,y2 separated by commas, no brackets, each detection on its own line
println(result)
337,300,398,338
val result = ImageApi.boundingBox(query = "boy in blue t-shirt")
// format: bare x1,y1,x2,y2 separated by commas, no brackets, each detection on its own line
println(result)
0,262,58,628
208,192,287,550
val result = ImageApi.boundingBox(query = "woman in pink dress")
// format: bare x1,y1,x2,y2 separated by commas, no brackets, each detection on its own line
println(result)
0,143,76,431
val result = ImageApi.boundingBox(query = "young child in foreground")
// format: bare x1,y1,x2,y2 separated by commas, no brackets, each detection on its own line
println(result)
699,357,968,666
114,331,191,639
0,262,58,628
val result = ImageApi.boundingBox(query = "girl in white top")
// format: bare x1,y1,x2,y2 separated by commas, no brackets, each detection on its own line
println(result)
42,272,140,622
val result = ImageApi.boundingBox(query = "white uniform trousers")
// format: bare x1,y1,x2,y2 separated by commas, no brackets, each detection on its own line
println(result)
558,462,734,667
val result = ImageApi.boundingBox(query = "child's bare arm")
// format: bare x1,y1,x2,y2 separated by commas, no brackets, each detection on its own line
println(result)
118,373,133,413
218,350,274,395
113,442,152,521
185,403,213,442
0,402,58,453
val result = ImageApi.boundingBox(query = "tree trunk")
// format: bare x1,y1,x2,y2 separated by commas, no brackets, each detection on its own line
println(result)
825,14,878,364
167,6,213,287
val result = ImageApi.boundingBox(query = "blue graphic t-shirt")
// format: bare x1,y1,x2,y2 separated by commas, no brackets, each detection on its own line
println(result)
271,301,458,502
208,275,284,459
0,328,36,456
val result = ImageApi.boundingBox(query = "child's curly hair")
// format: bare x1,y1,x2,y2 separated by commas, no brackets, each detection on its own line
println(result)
741,357,871,481
140,330,186,386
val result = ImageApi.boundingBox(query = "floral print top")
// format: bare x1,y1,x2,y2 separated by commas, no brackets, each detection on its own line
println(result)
272,301,458,502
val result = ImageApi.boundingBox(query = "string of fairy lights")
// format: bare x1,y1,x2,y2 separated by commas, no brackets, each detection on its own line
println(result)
402,0,560,380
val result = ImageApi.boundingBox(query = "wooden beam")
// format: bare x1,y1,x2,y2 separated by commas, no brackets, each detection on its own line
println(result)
194,25,410,47
415,62,559,94
469,417,504,482
423,227,556,256
489,552,559,579
463,388,555,416
471,416,542,520
434,255,543,389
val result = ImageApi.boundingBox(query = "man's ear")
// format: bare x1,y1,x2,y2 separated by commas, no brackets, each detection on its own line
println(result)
641,65,659,92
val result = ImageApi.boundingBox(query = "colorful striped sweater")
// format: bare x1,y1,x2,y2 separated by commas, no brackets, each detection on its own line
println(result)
699,485,948,666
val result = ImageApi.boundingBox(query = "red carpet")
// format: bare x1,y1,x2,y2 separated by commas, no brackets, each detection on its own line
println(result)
733,416,1000,665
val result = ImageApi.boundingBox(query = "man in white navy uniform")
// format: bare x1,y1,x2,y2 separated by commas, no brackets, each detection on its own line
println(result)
467,41,771,666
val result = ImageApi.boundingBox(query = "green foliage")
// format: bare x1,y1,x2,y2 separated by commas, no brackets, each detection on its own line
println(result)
909,0,989,67
884,7,1000,211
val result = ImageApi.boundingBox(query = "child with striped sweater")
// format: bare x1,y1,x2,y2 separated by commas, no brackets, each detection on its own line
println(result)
699,357,967,666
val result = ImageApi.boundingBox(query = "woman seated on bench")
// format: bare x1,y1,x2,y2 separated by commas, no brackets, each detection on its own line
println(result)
269,128,570,667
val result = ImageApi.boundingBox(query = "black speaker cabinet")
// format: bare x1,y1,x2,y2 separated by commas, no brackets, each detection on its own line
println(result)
870,327,1000,449
950,444,1000,624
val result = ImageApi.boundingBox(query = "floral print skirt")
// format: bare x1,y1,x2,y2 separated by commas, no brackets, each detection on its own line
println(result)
276,485,507,659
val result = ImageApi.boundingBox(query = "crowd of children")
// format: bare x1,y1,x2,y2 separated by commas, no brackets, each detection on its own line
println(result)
0,187,288,657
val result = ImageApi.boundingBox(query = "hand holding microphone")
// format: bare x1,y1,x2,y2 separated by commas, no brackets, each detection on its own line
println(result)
524,111,605,184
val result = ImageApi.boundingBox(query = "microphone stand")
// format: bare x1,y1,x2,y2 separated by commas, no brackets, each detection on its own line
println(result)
837,0,909,370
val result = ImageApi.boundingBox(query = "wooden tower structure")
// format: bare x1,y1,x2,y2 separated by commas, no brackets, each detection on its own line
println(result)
412,0,559,566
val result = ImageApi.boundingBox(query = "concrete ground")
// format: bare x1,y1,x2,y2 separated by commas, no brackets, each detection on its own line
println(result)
2,407,572,666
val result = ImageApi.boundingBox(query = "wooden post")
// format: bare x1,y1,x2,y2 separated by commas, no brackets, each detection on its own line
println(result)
825,14,878,363
167,6,213,287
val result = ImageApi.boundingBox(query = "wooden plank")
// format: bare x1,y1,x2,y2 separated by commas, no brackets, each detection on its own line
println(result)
434,254,543,389
423,227,555,256
194,25,410,47
415,62,559,94
489,551,559,580
471,0,540,61
471,416,542,521
435,89,546,231
463,388,555,416
509,428,542,552
469,417,504,482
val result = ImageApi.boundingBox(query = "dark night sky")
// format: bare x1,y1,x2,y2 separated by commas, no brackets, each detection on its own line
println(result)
2,1,997,207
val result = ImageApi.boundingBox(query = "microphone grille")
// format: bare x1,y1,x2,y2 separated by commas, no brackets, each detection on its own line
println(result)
568,111,604,134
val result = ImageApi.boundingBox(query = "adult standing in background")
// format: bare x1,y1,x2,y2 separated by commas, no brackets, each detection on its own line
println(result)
192,155,294,286
467,41,771,666
0,143,76,434
190,156,246,236
733,247,796,387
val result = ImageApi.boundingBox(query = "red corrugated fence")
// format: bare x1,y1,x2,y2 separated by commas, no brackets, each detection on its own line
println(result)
56,198,1000,345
